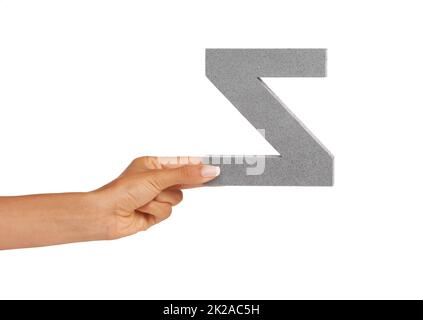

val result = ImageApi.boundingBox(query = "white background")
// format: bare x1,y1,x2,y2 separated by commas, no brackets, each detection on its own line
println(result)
1,0,423,299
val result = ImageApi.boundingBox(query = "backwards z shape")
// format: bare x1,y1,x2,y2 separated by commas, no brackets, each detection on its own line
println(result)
201,49,333,186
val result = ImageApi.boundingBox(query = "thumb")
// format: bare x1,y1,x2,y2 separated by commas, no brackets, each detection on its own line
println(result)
145,165,220,191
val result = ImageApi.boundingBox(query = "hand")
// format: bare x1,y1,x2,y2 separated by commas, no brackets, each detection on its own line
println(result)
0,156,220,250
91,157,220,240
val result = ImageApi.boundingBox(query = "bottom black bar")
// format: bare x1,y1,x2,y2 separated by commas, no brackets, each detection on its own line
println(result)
0,299,414,318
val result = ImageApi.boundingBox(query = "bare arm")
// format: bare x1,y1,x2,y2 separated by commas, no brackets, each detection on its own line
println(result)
0,192,102,249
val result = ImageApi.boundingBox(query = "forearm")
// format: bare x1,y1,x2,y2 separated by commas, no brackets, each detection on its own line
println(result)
0,192,105,250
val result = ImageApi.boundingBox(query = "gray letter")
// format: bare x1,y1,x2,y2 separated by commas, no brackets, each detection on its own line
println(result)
205,49,333,186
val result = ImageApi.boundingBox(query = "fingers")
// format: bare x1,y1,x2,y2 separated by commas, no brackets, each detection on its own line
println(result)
156,157,203,169
122,156,161,176
155,189,183,205
168,184,204,190
126,156,203,173
135,190,182,229
136,200,172,223
144,164,220,191
119,165,219,209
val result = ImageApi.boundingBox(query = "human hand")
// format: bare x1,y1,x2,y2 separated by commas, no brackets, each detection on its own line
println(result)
0,156,219,250
90,157,220,240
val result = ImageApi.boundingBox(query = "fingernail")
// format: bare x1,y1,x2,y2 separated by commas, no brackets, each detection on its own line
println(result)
201,165,220,177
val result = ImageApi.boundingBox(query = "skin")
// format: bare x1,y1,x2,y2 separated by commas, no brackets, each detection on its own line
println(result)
0,157,220,250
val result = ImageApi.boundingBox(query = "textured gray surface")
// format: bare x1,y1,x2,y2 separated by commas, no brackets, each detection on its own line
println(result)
205,49,333,186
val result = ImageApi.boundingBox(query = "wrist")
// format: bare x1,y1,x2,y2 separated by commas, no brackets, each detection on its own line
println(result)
78,191,115,242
